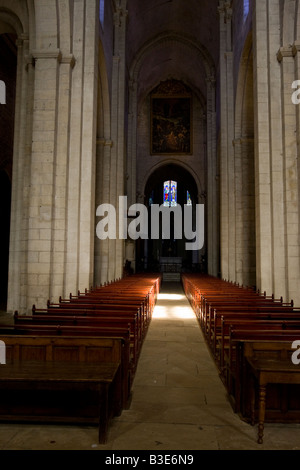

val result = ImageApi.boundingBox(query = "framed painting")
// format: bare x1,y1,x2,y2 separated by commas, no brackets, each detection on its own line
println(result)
151,95,192,155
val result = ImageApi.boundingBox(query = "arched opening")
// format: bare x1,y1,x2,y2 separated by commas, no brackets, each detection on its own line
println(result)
136,163,206,276
0,31,17,310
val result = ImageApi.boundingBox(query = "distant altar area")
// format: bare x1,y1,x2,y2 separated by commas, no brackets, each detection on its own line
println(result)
159,257,182,273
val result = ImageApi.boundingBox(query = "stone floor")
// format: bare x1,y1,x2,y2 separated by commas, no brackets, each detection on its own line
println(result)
1,282,300,451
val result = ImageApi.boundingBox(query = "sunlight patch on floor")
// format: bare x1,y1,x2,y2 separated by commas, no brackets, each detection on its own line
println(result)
157,293,185,301
152,304,196,320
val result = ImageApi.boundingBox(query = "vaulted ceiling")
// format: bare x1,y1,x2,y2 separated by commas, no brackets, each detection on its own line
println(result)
126,0,220,103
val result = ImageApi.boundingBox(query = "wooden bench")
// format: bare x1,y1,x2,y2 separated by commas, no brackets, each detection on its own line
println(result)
7,323,138,374
35,304,146,340
203,302,296,340
225,329,300,412
0,335,127,443
14,312,141,367
241,340,300,444
216,314,300,367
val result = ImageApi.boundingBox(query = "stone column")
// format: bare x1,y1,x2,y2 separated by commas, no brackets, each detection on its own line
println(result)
276,40,300,306
294,42,300,307
25,48,61,310
50,54,75,301
65,0,98,297
206,75,219,277
234,137,256,287
108,3,128,280
254,0,286,299
218,1,235,281
7,35,34,313
95,138,113,286
252,0,273,296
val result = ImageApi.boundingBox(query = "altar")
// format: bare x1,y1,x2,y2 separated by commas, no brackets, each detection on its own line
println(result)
159,257,182,273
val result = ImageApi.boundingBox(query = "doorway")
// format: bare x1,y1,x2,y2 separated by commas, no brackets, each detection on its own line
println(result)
137,163,206,275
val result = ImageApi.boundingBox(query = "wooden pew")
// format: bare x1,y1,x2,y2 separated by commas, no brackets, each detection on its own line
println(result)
9,322,140,375
37,303,147,339
214,311,300,363
0,334,127,443
224,328,300,412
0,273,162,443
218,314,300,365
181,273,300,444
203,300,294,339
238,340,300,444
14,311,141,367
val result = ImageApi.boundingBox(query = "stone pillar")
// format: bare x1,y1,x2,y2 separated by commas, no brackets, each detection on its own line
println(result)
50,54,75,301
206,75,219,277
95,138,113,286
218,1,235,281
108,2,128,281
65,0,98,297
294,42,300,306
127,78,138,208
25,48,61,310
253,0,286,299
252,0,273,296
276,41,300,306
234,137,256,287
7,35,34,313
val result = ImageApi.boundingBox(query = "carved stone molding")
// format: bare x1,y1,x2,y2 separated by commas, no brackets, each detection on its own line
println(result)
277,46,294,62
31,49,62,62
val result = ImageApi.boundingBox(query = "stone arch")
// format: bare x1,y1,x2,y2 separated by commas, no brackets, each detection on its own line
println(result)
140,159,204,204
0,6,25,37
127,30,217,276
127,32,214,202
136,162,205,274
130,31,215,83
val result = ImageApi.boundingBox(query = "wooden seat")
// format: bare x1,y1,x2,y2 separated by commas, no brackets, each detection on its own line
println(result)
182,273,300,444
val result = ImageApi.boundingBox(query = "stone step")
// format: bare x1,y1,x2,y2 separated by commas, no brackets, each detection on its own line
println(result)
162,272,181,282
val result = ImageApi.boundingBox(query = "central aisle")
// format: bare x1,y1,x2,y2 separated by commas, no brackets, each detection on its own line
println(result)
104,281,261,450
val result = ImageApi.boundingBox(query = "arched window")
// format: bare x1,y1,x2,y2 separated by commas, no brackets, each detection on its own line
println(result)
163,180,177,207
100,0,105,26
243,0,249,21
187,191,192,206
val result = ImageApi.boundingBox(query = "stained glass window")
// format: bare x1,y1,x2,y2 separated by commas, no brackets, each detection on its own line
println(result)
187,191,192,205
100,0,105,26
170,181,177,206
163,180,177,207
243,0,249,21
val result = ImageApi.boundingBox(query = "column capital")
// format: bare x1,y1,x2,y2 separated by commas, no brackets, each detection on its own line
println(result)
60,54,76,69
31,49,62,62
277,46,294,62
